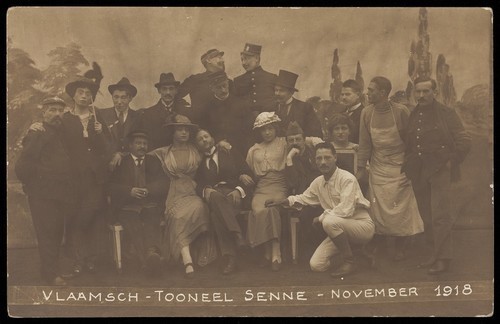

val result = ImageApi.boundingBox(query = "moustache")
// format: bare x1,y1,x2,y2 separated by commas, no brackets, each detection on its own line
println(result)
289,144,301,150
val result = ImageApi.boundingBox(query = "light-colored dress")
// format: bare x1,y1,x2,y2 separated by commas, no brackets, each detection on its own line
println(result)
368,107,424,236
152,144,216,266
245,137,288,247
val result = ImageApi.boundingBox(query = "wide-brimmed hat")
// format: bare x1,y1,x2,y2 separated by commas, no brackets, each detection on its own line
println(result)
108,77,138,98
41,96,67,107
65,77,99,98
155,73,180,89
165,114,199,130
253,111,281,130
208,71,229,85
241,43,262,56
200,49,224,64
275,69,299,92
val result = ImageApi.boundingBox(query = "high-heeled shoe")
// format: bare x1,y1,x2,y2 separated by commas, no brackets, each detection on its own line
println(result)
184,263,194,279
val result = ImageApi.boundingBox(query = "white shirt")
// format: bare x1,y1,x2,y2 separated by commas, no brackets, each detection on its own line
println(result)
287,167,370,222
115,108,128,123
346,102,362,116
130,153,145,167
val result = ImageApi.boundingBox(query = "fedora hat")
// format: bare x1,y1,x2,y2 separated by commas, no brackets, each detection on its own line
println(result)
165,114,199,130
155,73,180,89
126,129,149,141
241,43,262,56
108,77,138,98
200,49,224,64
275,70,299,92
65,77,99,98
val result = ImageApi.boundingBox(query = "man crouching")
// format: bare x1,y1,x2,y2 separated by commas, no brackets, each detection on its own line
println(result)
267,142,374,277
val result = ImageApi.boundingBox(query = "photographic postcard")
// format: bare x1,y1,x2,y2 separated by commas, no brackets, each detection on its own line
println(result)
6,7,493,317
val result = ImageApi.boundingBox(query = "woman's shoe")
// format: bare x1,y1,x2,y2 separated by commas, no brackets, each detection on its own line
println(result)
184,263,194,279
271,260,281,272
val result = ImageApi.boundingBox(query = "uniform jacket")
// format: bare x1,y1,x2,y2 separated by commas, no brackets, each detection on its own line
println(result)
178,71,234,114
138,99,192,151
15,123,77,203
61,110,111,184
99,107,141,154
402,99,471,183
198,94,254,157
284,145,321,194
234,66,277,113
195,148,254,199
275,98,323,138
109,154,169,210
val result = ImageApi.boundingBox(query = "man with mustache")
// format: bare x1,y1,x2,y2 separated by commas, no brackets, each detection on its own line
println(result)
267,142,374,277
15,97,77,286
139,73,192,151
402,77,471,274
339,79,364,144
109,130,168,276
274,69,323,138
178,49,233,120
234,43,277,118
100,77,142,171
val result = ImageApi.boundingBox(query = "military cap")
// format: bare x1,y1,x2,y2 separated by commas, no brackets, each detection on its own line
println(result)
208,71,229,85
200,49,224,64
241,43,262,56
41,96,66,107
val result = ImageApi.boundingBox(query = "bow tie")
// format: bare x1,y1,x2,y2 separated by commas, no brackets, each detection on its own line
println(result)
205,148,217,159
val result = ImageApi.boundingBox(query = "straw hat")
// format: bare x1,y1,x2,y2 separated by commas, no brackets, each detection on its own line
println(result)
253,111,281,130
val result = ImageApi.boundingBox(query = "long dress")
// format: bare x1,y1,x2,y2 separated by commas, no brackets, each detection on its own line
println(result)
368,107,424,236
245,137,288,247
152,144,217,266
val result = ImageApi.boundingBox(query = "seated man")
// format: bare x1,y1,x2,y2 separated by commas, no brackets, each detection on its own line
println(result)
268,142,374,277
284,121,324,261
194,129,255,275
109,130,168,276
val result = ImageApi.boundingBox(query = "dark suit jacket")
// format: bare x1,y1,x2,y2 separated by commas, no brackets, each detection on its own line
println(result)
15,123,77,203
276,98,323,138
195,149,254,199
284,146,321,195
234,66,277,113
110,154,169,210
99,107,141,154
197,94,254,157
137,99,192,151
60,111,111,184
347,104,364,144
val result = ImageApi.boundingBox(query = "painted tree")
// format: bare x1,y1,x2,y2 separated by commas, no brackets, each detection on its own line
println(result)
329,49,342,103
436,54,457,106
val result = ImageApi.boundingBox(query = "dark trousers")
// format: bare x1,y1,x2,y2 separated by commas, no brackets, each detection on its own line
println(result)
207,188,242,257
118,206,163,264
412,165,455,261
28,195,74,282
298,206,326,262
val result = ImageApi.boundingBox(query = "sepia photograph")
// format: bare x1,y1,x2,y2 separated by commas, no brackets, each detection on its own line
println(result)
6,7,493,317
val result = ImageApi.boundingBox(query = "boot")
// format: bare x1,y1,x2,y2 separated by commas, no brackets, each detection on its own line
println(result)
329,233,356,277
393,236,410,261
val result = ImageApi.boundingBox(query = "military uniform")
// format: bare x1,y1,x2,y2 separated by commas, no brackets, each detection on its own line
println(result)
402,99,471,265
234,66,277,115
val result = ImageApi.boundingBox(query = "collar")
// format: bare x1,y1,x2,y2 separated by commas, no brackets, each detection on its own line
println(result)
285,97,293,105
161,99,174,109
115,107,129,118
130,154,144,161
246,65,263,74
215,93,229,101
346,102,362,113
322,167,338,183
416,99,436,111
205,146,217,157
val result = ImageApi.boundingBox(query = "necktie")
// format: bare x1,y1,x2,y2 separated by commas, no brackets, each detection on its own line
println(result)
117,111,125,138
206,150,218,177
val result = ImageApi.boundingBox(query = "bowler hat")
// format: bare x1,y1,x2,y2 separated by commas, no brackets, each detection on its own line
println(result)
165,114,199,131
200,49,224,64
41,96,66,107
155,73,180,89
241,43,262,56
208,71,229,85
108,77,138,98
65,77,99,98
275,70,299,92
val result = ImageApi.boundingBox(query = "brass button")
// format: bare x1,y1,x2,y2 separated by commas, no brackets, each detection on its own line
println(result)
418,152,422,156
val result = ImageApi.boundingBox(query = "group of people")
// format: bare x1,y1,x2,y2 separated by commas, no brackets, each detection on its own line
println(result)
15,42,471,286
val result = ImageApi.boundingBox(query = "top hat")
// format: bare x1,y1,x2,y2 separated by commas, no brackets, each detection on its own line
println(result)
275,70,299,92
65,77,99,98
165,114,199,130
155,73,180,89
200,49,224,63
241,43,262,56
108,77,138,97
41,96,67,107
208,71,229,85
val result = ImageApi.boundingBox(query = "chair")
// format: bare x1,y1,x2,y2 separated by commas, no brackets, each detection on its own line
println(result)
109,223,124,273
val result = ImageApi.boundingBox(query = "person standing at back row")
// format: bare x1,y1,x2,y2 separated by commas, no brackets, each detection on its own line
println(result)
402,76,471,275
234,43,277,118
